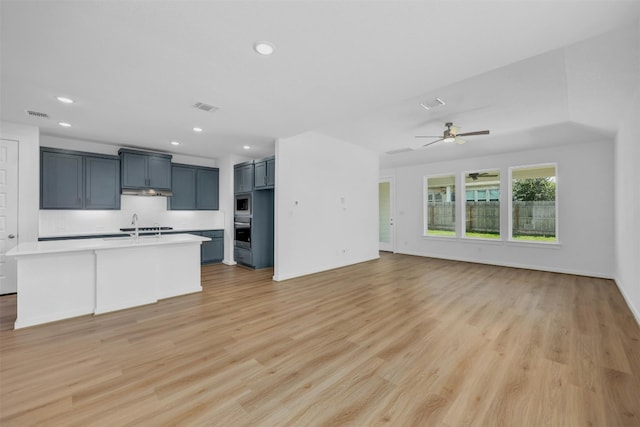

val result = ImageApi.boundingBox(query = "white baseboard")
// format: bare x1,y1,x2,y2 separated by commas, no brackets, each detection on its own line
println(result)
396,249,613,280
14,307,94,329
222,259,237,266
613,276,640,328
273,255,380,282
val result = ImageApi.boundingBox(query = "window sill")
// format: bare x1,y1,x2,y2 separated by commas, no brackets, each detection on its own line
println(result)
422,234,562,249
506,239,562,249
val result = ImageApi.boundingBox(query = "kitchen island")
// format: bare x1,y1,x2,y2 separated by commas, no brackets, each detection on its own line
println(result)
6,233,209,329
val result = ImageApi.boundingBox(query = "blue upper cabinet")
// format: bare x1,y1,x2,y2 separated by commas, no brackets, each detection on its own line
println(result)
168,164,219,210
41,147,120,210
148,155,172,189
254,156,275,190
196,167,219,210
85,156,121,209
234,162,254,194
41,149,84,209
119,148,172,191
169,165,197,209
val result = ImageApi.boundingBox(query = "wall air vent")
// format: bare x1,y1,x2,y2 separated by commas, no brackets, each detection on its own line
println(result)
192,102,219,113
25,110,50,119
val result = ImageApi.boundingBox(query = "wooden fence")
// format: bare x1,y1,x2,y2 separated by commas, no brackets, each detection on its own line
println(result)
427,201,555,236
511,201,556,236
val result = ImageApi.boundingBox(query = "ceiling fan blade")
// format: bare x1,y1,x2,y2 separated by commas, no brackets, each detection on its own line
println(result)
454,137,466,145
457,130,490,137
423,138,444,147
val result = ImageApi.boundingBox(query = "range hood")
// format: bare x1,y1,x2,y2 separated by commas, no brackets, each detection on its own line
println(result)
121,188,173,197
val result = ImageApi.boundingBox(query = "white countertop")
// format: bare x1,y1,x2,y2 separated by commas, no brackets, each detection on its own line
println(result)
38,227,223,239
7,233,210,257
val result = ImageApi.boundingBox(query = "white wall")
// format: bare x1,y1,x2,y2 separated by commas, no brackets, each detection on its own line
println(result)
383,139,615,278
0,121,39,244
217,153,253,265
614,84,640,325
38,135,225,236
274,132,379,281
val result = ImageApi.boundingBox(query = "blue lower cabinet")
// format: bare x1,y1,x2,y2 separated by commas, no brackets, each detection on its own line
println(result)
160,229,224,264
234,247,252,267
201,230,224,264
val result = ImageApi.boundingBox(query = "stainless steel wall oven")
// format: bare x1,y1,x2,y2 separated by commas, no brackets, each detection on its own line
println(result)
234,216,251,249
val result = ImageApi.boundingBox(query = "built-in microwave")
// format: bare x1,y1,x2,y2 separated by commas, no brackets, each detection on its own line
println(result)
235,193,252,216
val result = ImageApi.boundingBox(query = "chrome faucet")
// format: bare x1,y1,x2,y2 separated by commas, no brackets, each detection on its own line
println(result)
131,213,139,241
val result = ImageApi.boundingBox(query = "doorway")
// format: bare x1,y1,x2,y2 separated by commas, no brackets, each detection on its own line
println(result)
379,177,394,252
0,139,18,294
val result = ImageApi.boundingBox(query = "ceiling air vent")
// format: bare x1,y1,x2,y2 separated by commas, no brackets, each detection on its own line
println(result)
192,102,219,113
385,147,414,155
25,110,50,119
420,97,446,111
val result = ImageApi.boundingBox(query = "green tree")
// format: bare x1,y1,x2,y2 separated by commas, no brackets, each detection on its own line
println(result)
512,178,555,201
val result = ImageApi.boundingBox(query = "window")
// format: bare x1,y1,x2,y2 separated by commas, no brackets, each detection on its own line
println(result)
510,164,557,243
425,175,456,237
464,170,500,239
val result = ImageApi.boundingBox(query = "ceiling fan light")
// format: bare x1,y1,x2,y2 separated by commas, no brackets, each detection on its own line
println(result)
254,41,275,55
443,137,455,143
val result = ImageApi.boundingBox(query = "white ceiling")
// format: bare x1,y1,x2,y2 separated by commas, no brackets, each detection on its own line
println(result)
1,1,639,166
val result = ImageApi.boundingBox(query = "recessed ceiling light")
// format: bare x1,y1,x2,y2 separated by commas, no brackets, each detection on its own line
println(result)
58,122,71,127
171,141,180,146
253,41,275,56
193,127,203,132
56,96,74,104
243,145,251,150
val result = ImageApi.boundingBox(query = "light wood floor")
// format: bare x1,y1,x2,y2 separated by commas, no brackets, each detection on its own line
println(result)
1,253,639,426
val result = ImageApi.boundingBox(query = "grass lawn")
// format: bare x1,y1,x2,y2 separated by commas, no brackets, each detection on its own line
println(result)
426,229,456,237
465,232,501,239
513,235,557,242
426,230,557,243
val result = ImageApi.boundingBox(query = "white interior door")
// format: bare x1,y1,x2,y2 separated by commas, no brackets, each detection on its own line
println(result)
0,139,19,294
379,177,395,252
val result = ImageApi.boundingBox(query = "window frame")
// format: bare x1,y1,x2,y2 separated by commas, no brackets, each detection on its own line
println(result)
508,162,559,245
462,168,502,241
423,173,457,238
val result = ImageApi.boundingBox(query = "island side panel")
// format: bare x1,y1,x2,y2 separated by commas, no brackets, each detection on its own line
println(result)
94,247,158,315
155,243,203,300
15,252,96,329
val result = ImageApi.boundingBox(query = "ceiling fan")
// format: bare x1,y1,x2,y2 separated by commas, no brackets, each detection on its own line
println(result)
468,172,498,181
416,122,490,147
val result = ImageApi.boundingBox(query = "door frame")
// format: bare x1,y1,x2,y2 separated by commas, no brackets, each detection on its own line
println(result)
379,176,395,252
0,138,19,294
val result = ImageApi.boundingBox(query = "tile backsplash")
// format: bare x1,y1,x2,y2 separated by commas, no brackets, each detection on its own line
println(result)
39,195,225,237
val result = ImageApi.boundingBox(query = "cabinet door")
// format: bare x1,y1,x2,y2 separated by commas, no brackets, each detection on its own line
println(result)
85,156,120,209
121,152,148,188
234,166,243,194
254,161,267,189
236,164,254,193
201,231,223,264
169,166,197,210
196,168,219,210
266,158,275,187
148,156,171,189
41,150,83,209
